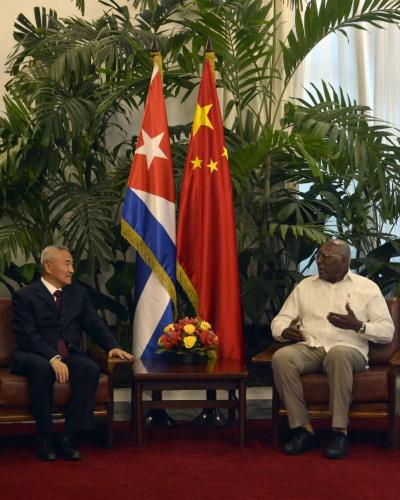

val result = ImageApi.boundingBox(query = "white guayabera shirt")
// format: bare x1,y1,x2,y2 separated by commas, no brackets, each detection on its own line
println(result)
271,271,394,361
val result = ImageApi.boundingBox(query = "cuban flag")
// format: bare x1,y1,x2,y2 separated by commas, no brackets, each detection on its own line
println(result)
121,64,176,359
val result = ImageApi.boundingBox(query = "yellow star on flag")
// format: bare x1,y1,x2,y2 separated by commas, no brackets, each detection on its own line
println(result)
192,103,214,137
191,156,202,170
207,159,218,173
222,147,228,159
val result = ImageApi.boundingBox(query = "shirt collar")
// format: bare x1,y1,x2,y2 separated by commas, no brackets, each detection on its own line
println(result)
41,277,62,296
313,270,353,284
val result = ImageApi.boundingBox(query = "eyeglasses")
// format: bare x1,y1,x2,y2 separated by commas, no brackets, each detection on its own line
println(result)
315,252,341,262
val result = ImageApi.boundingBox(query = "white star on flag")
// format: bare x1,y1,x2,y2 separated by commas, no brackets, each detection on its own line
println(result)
135,129,168,169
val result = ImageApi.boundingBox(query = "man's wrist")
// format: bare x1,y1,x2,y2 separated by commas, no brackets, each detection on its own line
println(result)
357,322,366,335
50,355,62,364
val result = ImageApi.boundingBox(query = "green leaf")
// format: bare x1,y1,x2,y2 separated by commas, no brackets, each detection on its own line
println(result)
106,261,136,296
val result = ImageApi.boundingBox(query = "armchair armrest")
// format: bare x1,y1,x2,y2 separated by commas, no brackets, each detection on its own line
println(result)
106,357,134,377
389,349,400,368
87,346,134,375
251,342,285,364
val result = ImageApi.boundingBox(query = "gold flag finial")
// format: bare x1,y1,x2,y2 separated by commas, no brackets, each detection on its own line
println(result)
151,37,163,80
205,38,215,75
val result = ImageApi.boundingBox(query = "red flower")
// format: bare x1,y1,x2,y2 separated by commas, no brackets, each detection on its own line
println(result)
199,330,219,347
156,317,219,358
158,331,181,349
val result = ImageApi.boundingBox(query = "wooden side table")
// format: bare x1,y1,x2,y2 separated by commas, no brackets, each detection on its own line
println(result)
132,357,248,446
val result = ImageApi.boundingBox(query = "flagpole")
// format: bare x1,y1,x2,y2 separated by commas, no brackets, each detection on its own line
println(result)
141,40,178,429
204,38,216,73
190,39,228,428
151,37,163,80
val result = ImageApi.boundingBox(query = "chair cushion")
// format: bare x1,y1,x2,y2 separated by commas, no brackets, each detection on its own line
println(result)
0,369,110,407
0,299,15,368
369,298,400,365
302,366,388,403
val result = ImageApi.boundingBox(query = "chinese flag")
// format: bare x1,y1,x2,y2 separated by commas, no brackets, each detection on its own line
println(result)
177,58,243,361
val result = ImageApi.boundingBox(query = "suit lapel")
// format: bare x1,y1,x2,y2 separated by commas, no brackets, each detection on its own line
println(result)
34,280,78,327
33,280,58,314
60,285,76,325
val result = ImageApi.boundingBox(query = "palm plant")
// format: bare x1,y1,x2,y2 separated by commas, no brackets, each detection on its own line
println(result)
1,0,400,341
167,0,400,331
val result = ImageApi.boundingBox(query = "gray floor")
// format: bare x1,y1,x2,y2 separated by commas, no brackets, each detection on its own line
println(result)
114,386,273,421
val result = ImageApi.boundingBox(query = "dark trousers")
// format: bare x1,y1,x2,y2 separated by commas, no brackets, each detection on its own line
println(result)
11,351,100,434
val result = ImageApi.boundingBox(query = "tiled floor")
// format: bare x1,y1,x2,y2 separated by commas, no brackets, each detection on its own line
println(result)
114,386,273,421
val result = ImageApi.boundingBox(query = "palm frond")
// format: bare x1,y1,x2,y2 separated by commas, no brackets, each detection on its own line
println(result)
180,0,278,133
49,174,120,268
281,0,400,85
72,0,85,15
0,225,35,274
284,82,400,223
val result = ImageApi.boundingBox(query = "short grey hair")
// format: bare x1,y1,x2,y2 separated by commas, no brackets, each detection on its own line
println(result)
40,245,71,266
327,239,351,260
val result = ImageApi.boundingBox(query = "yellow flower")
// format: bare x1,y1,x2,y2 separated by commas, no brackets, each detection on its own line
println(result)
200,321,211,330
183,335,196,349
164,323,175,333
183,324,196,334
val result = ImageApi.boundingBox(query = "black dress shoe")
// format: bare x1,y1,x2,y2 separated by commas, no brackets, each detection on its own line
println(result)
37,435,56,461
326,430,348,459
283,428,318,455
58,437,81,461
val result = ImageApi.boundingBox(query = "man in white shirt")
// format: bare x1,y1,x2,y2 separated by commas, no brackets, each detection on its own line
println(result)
271,239,394,459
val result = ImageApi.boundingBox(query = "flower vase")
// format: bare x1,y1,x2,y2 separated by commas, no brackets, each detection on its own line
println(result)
174,352,209,365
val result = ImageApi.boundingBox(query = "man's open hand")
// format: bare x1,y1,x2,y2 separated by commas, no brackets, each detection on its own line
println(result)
108,348,134,361
327,303,363,331
282,316,304,342
50,358,69,383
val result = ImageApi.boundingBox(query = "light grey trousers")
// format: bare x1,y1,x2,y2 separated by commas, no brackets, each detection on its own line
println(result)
271,344,366,430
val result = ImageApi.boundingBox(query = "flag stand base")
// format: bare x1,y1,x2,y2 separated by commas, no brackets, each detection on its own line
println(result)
144,391,178,427
144,409,178,427
190,390,228,427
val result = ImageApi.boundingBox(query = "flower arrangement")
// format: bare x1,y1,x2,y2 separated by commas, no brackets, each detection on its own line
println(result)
156,317,219,359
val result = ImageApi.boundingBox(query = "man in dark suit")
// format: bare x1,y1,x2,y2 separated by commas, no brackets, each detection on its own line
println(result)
11,245,133,461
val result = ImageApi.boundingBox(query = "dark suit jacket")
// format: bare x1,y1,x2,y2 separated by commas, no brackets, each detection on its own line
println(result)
12,280,119,361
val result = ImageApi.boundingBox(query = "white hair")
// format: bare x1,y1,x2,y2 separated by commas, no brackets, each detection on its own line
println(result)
330,239,351,261
40,245,71,266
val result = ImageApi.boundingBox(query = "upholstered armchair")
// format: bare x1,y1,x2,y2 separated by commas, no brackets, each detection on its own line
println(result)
252,297,400,450
0,297,130,447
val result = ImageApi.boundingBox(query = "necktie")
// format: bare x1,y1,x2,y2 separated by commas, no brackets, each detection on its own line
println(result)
53,290,62,311
53,290,69,358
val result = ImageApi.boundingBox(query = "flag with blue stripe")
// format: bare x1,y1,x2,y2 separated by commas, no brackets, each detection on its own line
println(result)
121,64,176,359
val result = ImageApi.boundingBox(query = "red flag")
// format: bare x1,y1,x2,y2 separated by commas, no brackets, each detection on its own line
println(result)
177,58,243,361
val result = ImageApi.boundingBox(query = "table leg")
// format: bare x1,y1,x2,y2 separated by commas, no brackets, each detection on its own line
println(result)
239,380,246,447
130,382,135,431
135,380,143,446
228,390,235,426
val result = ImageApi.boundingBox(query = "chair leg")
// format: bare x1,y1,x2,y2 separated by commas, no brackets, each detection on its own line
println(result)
106,402,114,448
387,408,398,450
387,371,398,450
271,386,280,446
